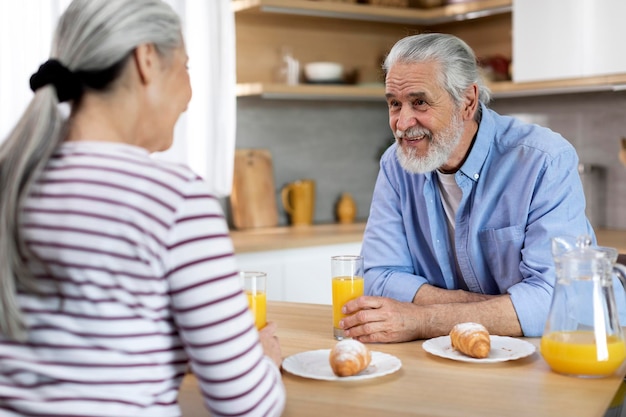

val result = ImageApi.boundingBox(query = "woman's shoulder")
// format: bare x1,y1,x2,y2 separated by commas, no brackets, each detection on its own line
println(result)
56,141,202,181
53,141,216,204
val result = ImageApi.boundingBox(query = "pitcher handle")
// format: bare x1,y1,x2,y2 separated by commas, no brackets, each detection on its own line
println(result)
615,263,626,294
281,185,294,215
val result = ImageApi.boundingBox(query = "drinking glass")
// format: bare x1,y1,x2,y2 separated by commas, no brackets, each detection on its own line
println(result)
331,255,364,340
241,271,267,330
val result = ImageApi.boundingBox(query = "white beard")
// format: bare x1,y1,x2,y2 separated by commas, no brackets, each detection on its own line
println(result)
395,112,464,174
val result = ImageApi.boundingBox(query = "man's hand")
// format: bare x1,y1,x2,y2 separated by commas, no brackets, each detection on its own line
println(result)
339,296,424,343
340,293,523,343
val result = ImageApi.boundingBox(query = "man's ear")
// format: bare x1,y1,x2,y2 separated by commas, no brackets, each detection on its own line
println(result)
133,44,157,85
462,83,479,121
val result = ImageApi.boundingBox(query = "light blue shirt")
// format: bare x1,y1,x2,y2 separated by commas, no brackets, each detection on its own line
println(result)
362,105,597,337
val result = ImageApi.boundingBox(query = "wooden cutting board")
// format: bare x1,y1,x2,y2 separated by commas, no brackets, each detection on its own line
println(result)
230,149,279,229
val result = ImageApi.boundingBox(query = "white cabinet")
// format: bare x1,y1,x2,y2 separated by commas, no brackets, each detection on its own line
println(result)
235,242,362,305
513,0,626,83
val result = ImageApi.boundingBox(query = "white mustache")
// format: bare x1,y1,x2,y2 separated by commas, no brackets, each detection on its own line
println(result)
395,127,431,140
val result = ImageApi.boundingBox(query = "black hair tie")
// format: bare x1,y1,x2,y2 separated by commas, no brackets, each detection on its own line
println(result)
29,59,83,102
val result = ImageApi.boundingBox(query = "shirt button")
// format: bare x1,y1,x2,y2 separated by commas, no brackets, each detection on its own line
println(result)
474,173,479,180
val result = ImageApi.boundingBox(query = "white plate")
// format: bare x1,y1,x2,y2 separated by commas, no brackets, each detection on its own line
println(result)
282,349,402,381
422,335,536,363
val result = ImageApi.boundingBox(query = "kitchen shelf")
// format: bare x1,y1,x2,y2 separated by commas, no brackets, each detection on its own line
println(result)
237,72,626,101
490,73,626,99
232,0,512,25
234,0,626,100
236,82,385,100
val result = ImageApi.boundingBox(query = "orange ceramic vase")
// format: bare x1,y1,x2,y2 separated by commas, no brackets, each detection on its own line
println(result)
336,193,356,224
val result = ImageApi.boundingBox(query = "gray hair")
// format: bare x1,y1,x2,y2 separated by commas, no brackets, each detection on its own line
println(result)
383,33,491,121
0,0,182,340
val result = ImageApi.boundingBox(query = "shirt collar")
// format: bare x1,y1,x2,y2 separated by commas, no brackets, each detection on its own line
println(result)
457,102,494,183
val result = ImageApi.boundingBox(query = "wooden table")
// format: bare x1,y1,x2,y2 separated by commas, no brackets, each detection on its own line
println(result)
178,302,626,417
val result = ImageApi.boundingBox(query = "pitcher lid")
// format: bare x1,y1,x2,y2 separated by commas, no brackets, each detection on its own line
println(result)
553,234,618,263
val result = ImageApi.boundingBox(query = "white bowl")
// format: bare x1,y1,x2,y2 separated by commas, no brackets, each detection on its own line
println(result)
304,62,344,83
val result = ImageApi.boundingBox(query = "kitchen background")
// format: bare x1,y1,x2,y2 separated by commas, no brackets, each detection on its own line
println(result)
230,90,626,230
227,0,626,234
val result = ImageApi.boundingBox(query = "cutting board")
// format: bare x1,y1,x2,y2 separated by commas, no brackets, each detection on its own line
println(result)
230,149,279,229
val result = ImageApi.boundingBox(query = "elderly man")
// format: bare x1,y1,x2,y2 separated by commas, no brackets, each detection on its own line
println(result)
340,33,595,342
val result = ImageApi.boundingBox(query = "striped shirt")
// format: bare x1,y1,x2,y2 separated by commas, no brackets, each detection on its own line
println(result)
0,141,285,417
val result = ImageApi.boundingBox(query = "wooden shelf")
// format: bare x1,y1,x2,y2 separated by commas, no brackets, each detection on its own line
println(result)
490,73,626,98
233,0,626,100
237,72,626,100
236,82,386,100
232,0,512,25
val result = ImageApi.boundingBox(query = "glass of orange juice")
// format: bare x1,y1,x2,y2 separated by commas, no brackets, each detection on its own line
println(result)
241,271,267,330
331,255,364,340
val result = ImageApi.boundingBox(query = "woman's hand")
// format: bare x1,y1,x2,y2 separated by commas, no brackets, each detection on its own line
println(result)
259,321,282,367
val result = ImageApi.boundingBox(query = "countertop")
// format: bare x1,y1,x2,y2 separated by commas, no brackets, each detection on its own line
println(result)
597,228,626,255
230,222,366,253
231,222,626,254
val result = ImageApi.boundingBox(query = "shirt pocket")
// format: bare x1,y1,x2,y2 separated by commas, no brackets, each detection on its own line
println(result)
478,224,525,288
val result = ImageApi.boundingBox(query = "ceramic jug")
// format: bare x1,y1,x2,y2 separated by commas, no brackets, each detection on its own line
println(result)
336,193,356,224
281,179,315,226
541,235,626,377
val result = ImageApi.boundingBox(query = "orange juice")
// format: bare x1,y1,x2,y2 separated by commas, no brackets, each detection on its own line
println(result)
541,330,626,376
246,291,267,330
332,276,364,329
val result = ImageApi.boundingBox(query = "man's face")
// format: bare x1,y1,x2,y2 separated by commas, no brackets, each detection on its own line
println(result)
385,61,464,174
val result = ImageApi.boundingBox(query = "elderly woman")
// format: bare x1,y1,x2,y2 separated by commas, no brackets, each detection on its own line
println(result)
0,1,285,416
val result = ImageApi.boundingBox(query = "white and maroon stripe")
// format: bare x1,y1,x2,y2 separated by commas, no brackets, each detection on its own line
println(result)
0,142,284,416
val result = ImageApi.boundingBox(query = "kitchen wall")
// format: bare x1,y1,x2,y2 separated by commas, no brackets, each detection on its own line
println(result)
232,98,390,226
491,91,626,231
231,91,626,230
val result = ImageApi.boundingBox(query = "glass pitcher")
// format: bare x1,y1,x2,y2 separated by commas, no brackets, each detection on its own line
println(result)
541,235,626,378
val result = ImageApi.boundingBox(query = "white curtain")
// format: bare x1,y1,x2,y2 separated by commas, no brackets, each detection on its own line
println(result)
0,0,236,197
0,0,71,140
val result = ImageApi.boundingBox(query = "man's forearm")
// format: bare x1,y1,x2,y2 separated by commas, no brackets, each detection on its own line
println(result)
413,283,499,305
419,295,523,338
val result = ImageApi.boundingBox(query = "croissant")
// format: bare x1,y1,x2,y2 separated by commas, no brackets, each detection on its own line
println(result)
450,322,491,359
329,339,372,377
